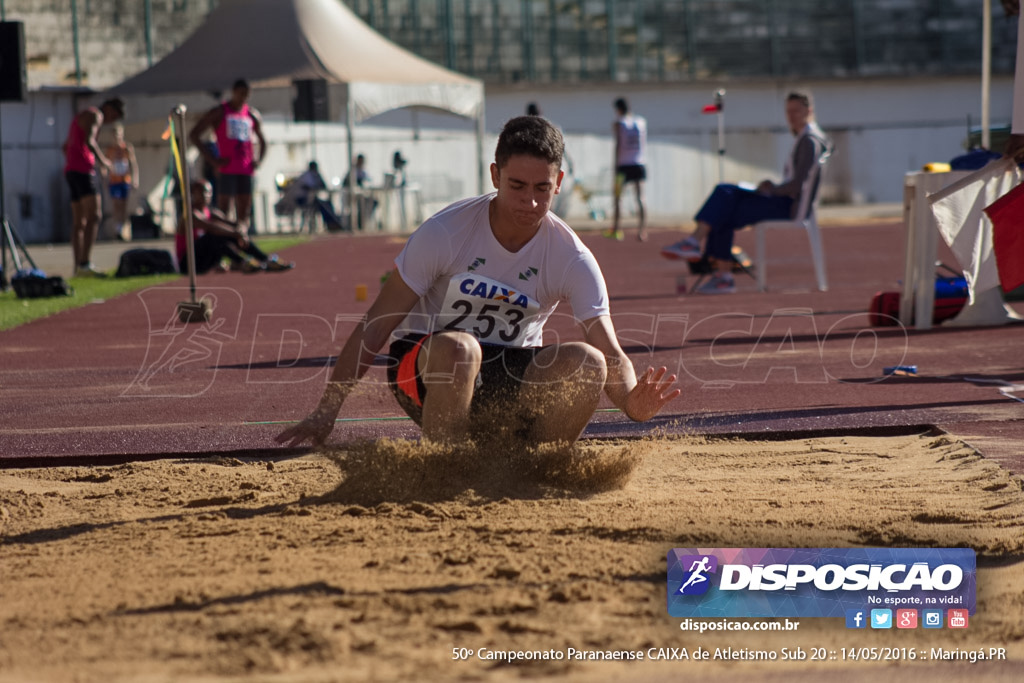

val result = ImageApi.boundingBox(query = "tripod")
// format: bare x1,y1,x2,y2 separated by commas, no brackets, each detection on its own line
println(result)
0,100,39,291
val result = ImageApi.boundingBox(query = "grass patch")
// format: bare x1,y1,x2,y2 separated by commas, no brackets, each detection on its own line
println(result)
247,236,309,255
0,236,308,331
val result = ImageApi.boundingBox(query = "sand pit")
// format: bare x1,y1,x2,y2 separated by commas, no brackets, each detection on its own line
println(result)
1,433,1022,682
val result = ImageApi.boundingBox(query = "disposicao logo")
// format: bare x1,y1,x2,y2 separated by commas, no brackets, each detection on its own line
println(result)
667,548,976,619
675,555,718,595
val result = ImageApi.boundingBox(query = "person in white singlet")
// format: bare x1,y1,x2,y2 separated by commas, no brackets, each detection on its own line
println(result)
607,97,648,242
276,116,679,450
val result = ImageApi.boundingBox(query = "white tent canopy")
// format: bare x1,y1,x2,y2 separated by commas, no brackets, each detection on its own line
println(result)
108,0,486,192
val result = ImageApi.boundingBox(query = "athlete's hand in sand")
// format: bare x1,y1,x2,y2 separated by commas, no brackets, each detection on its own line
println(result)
275,411,335,448
624,366,680,422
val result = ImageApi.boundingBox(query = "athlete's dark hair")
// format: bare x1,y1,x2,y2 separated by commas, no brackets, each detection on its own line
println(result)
786,91,813,109
101,98,125,119
494,115,564,170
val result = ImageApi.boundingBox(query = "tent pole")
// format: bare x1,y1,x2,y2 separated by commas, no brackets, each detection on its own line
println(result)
476,100,486,195
346,86,356,230
982,0,992,150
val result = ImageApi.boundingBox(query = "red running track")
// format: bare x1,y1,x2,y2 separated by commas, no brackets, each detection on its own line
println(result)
2,223,1022,475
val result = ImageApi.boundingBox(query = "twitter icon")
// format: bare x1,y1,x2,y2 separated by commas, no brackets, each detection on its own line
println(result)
870,609,893,629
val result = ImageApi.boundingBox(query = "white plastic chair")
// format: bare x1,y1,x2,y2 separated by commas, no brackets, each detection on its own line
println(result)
752,156,828,292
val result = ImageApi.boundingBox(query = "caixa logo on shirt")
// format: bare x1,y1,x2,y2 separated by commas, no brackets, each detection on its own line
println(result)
457,276,531,309
667,548,976,619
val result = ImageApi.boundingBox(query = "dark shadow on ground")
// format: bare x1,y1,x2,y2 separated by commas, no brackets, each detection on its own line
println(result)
116,581,347,615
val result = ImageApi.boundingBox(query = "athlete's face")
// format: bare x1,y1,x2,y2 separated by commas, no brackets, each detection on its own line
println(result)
785,99,811,134
490,154,563,230
191,182,212,209
230,85,251,107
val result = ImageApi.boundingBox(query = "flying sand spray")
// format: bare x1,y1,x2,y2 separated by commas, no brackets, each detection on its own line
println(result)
170,105,212,323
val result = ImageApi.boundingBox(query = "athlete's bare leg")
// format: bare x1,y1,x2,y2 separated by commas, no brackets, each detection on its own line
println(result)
417,331,483,444
72,194,101,269
235,193,253,230
69,199,86,268
633,180,647,241
216,192,234,221
518,341,607,445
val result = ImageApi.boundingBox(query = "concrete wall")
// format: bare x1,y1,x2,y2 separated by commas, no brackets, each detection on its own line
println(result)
1,74,1014,243
3,0,213,90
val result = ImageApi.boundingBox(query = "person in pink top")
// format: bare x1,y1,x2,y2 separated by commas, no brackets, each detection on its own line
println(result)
189,79,266,231
177,180,293,275
62,98,124,277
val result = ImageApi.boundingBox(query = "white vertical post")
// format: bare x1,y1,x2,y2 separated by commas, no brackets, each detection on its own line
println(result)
982,0,992,150
345,85,356,230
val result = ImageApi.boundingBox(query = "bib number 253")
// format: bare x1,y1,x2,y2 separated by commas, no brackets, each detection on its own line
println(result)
444,300,524,343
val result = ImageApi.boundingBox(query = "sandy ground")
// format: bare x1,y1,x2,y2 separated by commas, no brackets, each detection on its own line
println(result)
1,433,1022,683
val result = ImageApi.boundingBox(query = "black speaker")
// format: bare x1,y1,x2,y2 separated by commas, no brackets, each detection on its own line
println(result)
0,22,28,102
293,79,329,122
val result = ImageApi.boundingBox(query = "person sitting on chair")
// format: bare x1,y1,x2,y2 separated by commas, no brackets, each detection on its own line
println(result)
295,161,344,231
178,180,294,275
661,91,830,294
342,154,378,230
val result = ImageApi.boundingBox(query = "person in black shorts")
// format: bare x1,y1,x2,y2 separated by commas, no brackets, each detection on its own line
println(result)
178,180,294,274
63,98,125,276
384,332,547,441
607,97,649,242
276,116,679,450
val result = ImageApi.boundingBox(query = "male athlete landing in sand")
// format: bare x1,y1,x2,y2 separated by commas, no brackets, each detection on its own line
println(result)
277,116,679,450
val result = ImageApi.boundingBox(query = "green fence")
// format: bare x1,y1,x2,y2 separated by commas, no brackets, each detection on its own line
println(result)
345,0,1020,83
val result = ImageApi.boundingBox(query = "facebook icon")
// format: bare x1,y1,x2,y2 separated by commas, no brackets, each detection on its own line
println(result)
845,609,867,629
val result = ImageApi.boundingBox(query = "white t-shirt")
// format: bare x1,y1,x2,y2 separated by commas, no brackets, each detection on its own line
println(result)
615,114,647,167
393,193,610,348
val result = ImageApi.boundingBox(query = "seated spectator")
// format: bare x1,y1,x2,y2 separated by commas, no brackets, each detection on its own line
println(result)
342,153,378,230
391,150,408,188
295,161,345,231
178,180,294,274
342,153,370,188
661,91,831,294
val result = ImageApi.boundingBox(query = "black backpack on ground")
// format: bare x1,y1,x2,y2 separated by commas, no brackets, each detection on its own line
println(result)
115,248,177,277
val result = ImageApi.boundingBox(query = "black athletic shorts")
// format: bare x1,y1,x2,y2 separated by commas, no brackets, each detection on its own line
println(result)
65,171,99,201
219,173,254,196
385,333,542,427
616,164,647,183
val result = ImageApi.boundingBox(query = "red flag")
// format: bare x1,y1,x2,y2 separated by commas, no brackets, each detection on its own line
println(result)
702,104,720,114
983,182,1024,292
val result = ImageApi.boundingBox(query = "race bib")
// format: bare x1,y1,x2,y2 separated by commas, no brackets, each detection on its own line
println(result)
438,273,541,347
225,113,253,142
622,128,642,155
112,159,130,175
